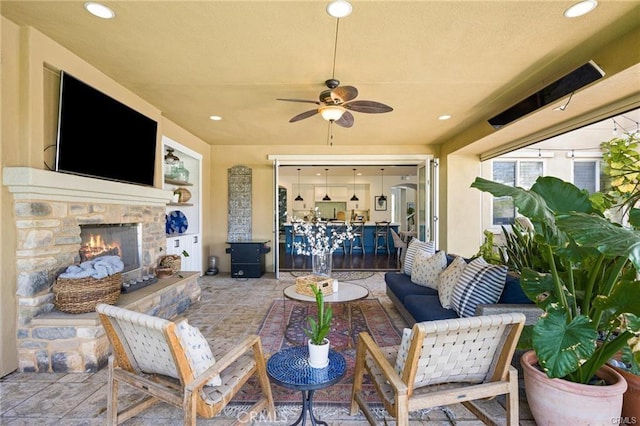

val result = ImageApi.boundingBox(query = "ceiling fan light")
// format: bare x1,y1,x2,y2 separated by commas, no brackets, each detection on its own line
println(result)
320,105,346,121
326,0,352,18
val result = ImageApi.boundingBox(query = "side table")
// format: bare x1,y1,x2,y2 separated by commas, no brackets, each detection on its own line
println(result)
267,346,346,426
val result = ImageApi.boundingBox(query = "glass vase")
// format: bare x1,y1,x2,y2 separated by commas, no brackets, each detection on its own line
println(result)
312,252,332,277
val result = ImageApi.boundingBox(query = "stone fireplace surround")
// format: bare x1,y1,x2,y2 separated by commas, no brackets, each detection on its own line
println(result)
3,167,202,373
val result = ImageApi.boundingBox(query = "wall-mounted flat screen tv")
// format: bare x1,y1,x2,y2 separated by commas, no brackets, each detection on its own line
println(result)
55,71,158,187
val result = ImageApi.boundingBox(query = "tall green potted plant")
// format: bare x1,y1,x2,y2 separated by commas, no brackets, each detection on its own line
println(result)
304,284,333,368
472,175,640,424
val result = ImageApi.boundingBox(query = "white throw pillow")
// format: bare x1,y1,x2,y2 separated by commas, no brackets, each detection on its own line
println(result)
450,257,508,318
403,239,435,276
411,250,447,289
175,320,222,386
394,327,412,375
438,256,467,309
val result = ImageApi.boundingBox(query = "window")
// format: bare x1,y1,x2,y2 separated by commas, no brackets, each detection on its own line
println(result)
573,160,599,193
492,160,543,225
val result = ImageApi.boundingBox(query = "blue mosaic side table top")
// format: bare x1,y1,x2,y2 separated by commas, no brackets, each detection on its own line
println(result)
267,346,346,390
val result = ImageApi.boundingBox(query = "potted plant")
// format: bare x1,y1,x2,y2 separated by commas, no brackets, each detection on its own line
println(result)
472,175,640,424
304,284,333,368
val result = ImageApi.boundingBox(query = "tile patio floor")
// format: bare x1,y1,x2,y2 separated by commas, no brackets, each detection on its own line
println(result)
0,272,536,425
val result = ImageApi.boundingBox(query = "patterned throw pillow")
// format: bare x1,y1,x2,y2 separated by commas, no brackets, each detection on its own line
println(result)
411,250,447,289
438,256,467,309
175,320,222,386
394,327,412,375
451,257,508,318
403,239,435,276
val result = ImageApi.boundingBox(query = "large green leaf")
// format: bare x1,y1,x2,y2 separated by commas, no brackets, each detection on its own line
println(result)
533,307,597,379
593,280,640,318
530,176,598,215
631,208,640,228
557,212,640,270
521,268,557,309
471,177,556,226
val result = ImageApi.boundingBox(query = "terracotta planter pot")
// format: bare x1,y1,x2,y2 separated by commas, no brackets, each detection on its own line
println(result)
521,350,627,425
611,365,640,419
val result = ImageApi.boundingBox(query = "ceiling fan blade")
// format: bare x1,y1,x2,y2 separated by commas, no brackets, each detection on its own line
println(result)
330,86,358,103
289,109,319,123
334,111,354,128
344,100,393,114
277,98,321,105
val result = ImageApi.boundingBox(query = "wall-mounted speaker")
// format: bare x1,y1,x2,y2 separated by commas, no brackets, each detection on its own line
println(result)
488,61,605,129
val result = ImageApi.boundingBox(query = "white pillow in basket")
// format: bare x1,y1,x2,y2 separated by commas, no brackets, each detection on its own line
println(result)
175,320,222,386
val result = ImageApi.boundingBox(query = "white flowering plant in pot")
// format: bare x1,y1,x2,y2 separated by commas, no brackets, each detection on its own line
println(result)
290,209,354,257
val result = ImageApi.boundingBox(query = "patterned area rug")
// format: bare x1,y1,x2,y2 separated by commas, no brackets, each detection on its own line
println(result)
290,271,375,281
229,298,402,405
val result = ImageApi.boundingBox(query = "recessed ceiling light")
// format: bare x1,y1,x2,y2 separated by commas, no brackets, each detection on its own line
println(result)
327,1,352,18
438,115,452,120
564,0,598,18
209,115,222,121
84,2,115,19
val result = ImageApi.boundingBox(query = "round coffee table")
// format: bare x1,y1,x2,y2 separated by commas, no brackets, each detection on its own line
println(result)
283,282,369,349
267,346,346,426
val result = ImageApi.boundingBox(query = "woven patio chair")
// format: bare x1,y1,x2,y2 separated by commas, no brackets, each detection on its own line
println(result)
97,303,275,425
350,313,525,425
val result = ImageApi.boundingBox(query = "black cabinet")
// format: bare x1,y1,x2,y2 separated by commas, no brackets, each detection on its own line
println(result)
225,240,270,278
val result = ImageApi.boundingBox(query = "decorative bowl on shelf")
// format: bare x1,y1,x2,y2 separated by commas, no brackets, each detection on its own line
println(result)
174,187,192,203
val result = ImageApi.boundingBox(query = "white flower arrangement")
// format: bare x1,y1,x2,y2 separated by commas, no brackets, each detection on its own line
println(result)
290,209,354,256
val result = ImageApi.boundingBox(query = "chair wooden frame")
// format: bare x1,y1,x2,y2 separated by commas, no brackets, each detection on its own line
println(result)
350,313,525,425
97,303,275,425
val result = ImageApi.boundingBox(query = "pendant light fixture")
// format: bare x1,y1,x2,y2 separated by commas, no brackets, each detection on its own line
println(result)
294,168,304,201
323,169,332,201
350,168,359,201
378,168,387,202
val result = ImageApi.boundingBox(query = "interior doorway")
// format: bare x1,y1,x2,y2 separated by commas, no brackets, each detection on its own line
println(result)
269,155,434,278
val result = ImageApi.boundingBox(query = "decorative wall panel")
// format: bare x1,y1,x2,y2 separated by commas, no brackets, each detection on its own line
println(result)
228,165,252,241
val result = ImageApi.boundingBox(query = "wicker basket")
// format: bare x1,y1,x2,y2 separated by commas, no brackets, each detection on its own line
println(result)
295,275,334,297
53,273,122,314
159,255,181,274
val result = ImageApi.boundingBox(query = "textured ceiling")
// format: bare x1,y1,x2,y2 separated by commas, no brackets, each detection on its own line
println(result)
2,0,639,149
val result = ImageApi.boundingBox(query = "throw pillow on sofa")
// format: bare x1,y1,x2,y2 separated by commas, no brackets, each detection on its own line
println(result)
438,256,467,309
403,239,435,276
411,250,447,289
450,257,508,318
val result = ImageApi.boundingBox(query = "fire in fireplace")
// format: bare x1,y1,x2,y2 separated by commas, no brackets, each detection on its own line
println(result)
79,224,141,273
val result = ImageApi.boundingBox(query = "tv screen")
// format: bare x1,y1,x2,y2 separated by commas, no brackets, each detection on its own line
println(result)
56,71,158,186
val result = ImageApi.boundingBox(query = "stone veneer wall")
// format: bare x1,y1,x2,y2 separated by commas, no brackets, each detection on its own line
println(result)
3,167,201,373
16,201,166,323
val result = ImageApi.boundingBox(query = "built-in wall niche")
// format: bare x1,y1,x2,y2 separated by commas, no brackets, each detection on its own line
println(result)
79,224,142,274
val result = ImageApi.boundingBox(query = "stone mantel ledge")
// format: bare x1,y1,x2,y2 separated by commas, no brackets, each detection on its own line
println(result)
3,167,173,206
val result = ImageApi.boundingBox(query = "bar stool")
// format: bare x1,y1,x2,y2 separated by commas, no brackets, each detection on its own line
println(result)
374,221,391,255
349,221,365,255
329,220,348,254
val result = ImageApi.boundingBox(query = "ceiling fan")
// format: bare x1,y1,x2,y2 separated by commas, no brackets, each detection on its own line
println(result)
277,78,393,128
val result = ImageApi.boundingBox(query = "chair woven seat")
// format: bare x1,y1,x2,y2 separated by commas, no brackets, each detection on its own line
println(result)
351,313,525,425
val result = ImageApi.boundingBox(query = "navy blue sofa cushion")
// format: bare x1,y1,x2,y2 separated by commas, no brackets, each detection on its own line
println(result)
404,295,458,322
385,271,437,302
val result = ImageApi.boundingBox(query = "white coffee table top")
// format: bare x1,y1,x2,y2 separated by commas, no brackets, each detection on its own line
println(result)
284,282,369,303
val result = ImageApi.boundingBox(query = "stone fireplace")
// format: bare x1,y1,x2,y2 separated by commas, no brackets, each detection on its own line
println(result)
3,167,201,373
